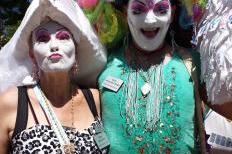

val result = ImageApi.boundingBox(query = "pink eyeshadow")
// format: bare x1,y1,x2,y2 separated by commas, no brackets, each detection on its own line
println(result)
56,30,70,40
35,29,50,42
131,1,148,13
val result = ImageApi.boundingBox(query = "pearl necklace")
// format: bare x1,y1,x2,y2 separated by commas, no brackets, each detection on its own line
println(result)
33,85,75,154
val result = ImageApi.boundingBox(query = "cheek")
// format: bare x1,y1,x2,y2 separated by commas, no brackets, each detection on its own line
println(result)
60,41,76,56
33,43,50,57
128,13,144,27
158,15,171,26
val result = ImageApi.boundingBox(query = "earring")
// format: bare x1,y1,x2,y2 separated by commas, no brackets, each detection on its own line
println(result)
71,61,79,76
32,63,40,81
170,29,177,53
123,31,130,50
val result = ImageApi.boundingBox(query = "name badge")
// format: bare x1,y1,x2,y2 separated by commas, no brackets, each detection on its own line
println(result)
102,76,123,92
89,122,110,153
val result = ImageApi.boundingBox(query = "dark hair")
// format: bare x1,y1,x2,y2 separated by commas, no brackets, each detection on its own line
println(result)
165,0,193,48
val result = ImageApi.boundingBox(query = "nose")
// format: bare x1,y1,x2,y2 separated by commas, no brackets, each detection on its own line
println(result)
144,11,157,25
50,36,59,52
50,46,59,52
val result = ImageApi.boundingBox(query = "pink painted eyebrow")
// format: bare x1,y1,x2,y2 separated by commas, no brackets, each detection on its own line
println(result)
133,0,169,5
55,28,71,35
146,0,169,9
131,0,169,11
35,27,67,35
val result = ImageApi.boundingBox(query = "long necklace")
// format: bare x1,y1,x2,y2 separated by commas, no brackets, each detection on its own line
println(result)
127,62,164,129
135,47,164,127
33,85,75,154
120,47,181,152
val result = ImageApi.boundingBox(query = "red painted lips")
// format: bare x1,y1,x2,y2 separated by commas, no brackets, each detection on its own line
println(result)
48,53,63,60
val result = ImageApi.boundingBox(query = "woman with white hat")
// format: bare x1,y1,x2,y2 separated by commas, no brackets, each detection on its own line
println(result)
0,0,108,153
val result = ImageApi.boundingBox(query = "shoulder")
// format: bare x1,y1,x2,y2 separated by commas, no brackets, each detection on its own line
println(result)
0,86,18,115
0,86,18,144
176,47,201,75
176,47,194,59
107,46,124,61
177,47,200,63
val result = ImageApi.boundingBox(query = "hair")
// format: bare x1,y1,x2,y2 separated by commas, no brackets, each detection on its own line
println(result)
166,0,193,48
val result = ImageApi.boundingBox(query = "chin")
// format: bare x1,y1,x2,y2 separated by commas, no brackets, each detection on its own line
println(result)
41,64,73,73
42,68,70,73
135,37,163,52
132,30,164,52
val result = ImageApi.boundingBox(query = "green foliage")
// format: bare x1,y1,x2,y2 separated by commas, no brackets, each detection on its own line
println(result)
0,0,30,48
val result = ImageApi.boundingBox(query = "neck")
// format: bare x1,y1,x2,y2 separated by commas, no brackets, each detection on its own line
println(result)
133,41,166,55
39,71,75,107
126,42,172,69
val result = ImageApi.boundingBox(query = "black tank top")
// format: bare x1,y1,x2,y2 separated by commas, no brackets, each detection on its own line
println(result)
10,86,103,154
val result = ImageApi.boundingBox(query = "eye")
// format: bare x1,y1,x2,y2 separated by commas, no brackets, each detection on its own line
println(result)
56,30,71,40
132,8,144,15
131,2,147,15
153,2,169,15
36,31,50,42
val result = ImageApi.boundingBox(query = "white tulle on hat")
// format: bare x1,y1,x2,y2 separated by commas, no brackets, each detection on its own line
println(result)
196,0,232,104
0,0,107,92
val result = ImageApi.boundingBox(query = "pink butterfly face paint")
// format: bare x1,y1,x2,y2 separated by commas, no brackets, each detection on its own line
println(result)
32,21,76,73
128,0,172,52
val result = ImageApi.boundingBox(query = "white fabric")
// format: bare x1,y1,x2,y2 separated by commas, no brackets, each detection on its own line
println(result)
0,0,107,92
205,110,232,151
196,0,232,104
205,110,232,139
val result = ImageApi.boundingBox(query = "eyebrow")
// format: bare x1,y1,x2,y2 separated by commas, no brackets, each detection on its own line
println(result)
155,0,169,3
56,27,67,31
35,28,48,36
132,0,168,7
132,0,146,5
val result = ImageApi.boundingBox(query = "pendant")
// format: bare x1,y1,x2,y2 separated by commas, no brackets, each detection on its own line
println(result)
63,143,75,154
141,82,151,96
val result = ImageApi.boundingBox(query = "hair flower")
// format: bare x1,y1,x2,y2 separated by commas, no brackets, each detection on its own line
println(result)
77,0,99,9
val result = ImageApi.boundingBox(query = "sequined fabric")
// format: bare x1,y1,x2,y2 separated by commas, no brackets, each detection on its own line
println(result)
196,0,232,104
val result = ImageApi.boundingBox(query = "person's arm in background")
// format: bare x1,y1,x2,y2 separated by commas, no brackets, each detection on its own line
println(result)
200,83,232,120
0,87,18,154
191,48,232,120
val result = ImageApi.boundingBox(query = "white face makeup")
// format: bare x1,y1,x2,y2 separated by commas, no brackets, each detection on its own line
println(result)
127,0,172,52
32,21,76,73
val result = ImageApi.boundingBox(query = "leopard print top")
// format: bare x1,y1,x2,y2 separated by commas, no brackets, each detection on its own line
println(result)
10,122,101,154
10,87,108,154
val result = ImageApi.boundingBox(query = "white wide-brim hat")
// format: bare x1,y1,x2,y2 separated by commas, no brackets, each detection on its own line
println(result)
0,0,107,92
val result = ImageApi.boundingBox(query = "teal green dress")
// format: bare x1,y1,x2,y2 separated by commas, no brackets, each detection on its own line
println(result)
98,47,199,154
